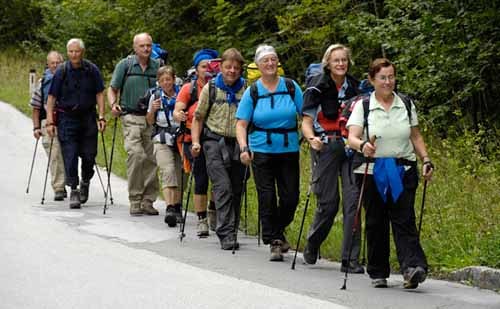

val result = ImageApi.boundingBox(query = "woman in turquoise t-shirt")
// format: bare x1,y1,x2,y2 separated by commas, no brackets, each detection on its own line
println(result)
236,44,302,262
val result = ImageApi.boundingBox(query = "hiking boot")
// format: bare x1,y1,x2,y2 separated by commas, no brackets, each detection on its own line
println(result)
164,206,177,227
280,237,291,253
207,208,217,231
220,235,239,250
79,180,90,204
303,242,319,265
371,278,388,288
270,240,284,261
341,260,365,274
141,202,159,216
69,189,81,209
54,190,65,201
130,204,143,216
197,218,209,237
403,266,427,289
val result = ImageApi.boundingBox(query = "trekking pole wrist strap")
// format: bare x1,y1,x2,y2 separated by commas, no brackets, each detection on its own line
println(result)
360,140,368,152
240,146,250,154
423,160,434,169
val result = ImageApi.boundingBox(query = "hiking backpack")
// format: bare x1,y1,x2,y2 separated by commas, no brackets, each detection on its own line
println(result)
38,69,54,121
246,62,285,84
151,43,168,66
183,58,222,110
304,62,322,87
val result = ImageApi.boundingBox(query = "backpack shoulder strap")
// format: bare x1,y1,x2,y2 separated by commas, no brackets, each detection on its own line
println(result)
60,61,68,84
284,77,296,100
397,92,413,124
362,95,370,138
206,79,216,121
250,82,259,109
187,79,198,108
120,55,134,90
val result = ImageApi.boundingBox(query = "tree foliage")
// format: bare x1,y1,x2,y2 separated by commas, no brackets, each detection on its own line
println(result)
3,0,500,153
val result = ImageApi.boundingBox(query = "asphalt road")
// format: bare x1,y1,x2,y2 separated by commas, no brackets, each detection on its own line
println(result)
1,101,499,309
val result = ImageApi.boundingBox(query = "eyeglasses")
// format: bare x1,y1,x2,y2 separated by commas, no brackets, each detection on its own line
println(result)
375,75,396,82
330,58,348,65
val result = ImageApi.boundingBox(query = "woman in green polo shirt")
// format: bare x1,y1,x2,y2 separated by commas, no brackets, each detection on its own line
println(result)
347,58,434,289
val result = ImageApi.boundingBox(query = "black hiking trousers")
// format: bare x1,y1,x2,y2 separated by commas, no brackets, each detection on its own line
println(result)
361,166,428,279
252,151,300,244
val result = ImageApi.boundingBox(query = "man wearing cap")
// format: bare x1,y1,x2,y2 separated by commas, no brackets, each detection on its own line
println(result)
107,32,160,216
173,48,218,236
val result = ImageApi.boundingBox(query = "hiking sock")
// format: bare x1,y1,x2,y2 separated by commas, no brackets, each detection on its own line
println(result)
197,211,207,220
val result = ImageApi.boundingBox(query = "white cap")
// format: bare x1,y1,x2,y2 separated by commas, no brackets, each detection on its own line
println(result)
254,44,277,63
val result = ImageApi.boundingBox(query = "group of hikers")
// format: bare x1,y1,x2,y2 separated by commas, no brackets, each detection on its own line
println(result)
30,32,434,289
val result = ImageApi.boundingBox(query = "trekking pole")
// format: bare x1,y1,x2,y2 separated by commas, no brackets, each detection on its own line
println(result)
232,165,249,254
40,137,54,205
94,164,106,198
257,203,261,246
177,133,188,239
101,132,113,212
418,180,428,238
180,160,194,242
341,161,369,290
291,179,313,270
26,138,39,194
104,118,118,214
244,182,248,235
361,216,367,265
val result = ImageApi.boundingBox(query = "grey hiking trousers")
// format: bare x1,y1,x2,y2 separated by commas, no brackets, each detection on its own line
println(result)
203,138,246,242
306,140,362,262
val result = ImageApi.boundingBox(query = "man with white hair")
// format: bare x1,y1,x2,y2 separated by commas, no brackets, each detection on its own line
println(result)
107,33,160,216
46,38,106,209
30,51,67,201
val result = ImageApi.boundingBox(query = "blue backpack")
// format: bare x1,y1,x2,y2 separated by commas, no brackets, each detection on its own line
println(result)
151,43,168,66
305,63,322,87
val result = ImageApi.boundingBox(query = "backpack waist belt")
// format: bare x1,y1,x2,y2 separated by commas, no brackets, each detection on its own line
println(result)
154,125,177,145
315,130,342,141
364,157,417,167
121,107,147,116
203,128,236,167
251,125,297,147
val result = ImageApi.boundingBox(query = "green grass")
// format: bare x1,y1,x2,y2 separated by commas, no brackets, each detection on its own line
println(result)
2,50,498,275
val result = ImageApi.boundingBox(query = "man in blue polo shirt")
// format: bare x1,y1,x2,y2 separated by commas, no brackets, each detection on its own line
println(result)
46,38,106,209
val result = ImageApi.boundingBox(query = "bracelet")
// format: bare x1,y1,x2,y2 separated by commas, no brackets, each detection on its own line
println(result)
359,140,368,152
46,123,54,127
33,127,41,131
240,146,250,154
98,117,106,122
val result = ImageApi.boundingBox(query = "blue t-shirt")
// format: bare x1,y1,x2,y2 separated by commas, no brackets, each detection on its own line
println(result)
236,77,303,153
49,60,105,112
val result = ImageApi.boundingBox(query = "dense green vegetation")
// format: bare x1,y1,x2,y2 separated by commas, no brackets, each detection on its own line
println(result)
1,0,499,274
